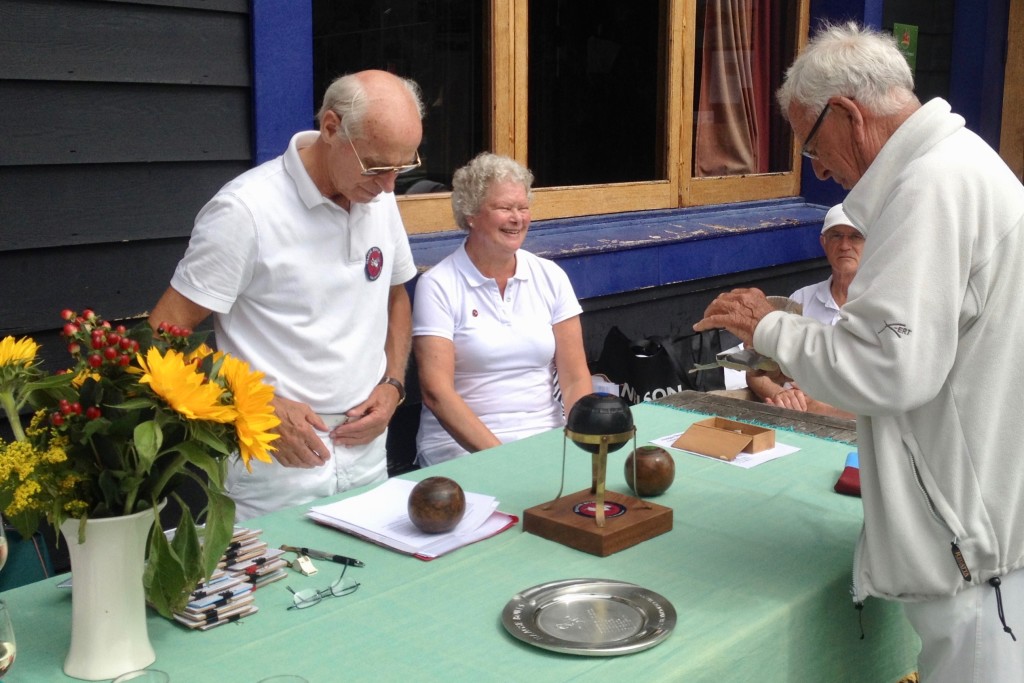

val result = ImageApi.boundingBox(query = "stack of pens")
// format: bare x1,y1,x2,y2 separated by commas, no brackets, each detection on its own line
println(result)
278,544,365,574
172,527,287,631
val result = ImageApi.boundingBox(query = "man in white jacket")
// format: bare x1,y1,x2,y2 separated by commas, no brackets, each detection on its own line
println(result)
695,22,1024,682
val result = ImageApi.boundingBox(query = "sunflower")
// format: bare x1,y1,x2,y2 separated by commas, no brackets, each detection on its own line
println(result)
1,336,43,398
137,347,237,423
186,343,215,364
71,370,102,388
218,354,280,471
0,336,39,367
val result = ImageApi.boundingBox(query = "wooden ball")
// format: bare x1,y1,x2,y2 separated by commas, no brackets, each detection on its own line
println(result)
408,476,466,533
625,446,675,496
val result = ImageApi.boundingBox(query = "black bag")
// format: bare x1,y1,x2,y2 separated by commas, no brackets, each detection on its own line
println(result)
589,326,730,404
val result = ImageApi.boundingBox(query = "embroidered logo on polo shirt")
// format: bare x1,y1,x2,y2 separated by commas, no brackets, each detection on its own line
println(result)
472,309,479,317
365,246,383,281
878,321,911,338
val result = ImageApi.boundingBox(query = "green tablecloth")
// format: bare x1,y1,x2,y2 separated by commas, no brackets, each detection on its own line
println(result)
4,403,919,682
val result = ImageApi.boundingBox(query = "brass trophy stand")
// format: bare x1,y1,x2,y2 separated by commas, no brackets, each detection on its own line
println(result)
523,395,673,557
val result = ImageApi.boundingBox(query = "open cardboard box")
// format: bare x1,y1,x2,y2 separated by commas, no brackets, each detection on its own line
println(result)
672,417,775,461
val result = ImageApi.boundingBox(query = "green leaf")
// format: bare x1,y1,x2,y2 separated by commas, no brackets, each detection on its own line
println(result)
4,507,41,540
199,488,235,578
21,373,75,392
80,416,112,439
118,474,144,496
97,470,121,509
92,433,126,469
176,440,228,489
170,510,204,588
21,378,77,411
110,397,158,411
191,424,231,455
128,320,155,350
134,420,163,469
144,517,188,618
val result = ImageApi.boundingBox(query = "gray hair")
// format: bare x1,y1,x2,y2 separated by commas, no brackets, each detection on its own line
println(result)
777,22,916,119
450,153,534,231
316,73,425,138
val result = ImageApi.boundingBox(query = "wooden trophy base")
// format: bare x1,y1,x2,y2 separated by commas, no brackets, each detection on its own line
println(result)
523,489,673,557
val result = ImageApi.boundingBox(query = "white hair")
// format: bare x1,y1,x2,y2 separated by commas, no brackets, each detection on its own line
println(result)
450,153,534,231
316,73,425,138
777,22,917,119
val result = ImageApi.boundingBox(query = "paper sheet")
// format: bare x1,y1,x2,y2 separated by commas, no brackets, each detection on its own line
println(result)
308,478,514,559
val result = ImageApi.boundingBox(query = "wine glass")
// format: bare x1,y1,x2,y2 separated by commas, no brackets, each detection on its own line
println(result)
0,514,8,573
0,599,16,679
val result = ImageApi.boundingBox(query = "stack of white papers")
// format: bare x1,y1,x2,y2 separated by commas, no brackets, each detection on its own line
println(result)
308,478,517,560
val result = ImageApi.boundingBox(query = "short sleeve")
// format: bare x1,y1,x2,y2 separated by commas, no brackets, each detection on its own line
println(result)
412,268,456,341
170,193,258,314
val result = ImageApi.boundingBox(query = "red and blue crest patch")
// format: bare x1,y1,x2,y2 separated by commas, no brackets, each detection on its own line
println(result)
365,246,384,281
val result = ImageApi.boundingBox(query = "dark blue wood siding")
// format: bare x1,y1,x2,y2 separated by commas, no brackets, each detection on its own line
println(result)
0,0,252,371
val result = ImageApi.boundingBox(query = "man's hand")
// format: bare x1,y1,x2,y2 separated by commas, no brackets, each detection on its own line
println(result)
269,396,330,468
764,387,810,411
330,383,402,447
693,288,775,347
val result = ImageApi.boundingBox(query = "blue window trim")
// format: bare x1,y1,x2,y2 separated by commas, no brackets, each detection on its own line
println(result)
251,0,313,165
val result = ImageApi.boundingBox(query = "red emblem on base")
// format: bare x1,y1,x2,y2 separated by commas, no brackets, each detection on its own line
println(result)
572,500,627,519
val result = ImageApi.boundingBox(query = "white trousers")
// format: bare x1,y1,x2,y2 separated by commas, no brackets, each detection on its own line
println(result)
903,566,1024,683
226,426,388,521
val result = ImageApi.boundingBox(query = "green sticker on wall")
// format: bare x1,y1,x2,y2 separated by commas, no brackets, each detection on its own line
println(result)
893,23,919,73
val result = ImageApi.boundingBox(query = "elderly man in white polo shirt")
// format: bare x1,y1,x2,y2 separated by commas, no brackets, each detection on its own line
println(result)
149,70,424,519
746,203,862,417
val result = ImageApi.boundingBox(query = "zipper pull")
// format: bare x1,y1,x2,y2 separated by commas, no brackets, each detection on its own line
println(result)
950,539,972,582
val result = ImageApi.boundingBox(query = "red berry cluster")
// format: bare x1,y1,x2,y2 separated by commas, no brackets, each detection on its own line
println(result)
50,398,103,426
60,308,140,370
155,322,193,342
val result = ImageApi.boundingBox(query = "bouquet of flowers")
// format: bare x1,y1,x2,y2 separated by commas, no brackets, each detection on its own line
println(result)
0,309,280,617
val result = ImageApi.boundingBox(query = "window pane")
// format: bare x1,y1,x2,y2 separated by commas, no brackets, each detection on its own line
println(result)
882,0,954,103
312,0,486,195
528,1,666,187
692,0,798,177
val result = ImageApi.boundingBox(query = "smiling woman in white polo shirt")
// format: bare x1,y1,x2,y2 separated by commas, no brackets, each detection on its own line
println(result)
412,153,593,467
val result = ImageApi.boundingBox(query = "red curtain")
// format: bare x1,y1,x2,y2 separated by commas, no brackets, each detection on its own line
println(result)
694,0,774,177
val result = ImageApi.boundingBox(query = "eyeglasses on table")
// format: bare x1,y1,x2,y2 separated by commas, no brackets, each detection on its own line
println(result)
286,564,361,610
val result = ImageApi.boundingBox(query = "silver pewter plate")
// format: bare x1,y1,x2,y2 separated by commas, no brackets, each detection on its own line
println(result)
501,578,676,656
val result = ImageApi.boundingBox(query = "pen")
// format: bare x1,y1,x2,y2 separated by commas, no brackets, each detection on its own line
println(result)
280,544,364,567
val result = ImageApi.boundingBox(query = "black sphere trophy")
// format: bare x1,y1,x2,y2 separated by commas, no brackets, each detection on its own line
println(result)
523,393,673,556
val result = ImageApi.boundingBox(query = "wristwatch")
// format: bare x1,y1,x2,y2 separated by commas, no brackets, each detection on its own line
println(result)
378,376,406,405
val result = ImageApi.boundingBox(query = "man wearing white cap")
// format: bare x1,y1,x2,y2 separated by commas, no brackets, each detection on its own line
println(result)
746,203,860,417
